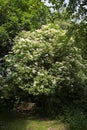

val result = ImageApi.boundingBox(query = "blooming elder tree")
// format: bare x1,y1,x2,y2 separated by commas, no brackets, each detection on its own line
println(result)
4,24,85,99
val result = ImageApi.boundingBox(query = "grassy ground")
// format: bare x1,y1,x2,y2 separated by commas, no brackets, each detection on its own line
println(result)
25,118,68,130
0,110,87,130
0,111,68,130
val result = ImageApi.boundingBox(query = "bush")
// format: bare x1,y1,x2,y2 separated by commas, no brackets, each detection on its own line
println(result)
4,23,86,112
69,110,87,130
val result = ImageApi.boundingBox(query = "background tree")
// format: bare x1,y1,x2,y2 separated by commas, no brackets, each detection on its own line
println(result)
0,0,50,58
48,0,87,20
47,0,87,57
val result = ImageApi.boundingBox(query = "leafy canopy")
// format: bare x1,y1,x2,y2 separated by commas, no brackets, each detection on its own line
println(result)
0,0,49,57
48,0,87,21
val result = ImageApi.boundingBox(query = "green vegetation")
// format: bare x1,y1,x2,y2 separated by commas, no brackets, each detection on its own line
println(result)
0,111,68,130
0,0,49,57
3,23,86,114
0,110,87,130
0,0,87,130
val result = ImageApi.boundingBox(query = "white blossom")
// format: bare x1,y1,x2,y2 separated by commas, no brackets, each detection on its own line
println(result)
32,69,36,73
52,79,56,85
34,62,38,65
41,85,44,89
37,72,44,76
19,38,25,42
33,81,37,86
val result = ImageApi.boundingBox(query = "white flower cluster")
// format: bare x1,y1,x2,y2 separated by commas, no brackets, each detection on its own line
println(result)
6,23,83,96
14,23,66,45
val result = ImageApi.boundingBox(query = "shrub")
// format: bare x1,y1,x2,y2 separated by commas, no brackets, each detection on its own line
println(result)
4,23,86,112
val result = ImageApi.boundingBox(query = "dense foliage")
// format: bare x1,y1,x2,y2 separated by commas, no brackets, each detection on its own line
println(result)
0,0,49,57
3,23,86,111
0,1,87,129
48,0,87,20
48,0,87,60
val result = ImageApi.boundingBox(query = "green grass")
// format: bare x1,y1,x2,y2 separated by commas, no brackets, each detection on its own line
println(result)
0,111,68,130
25,118,68,130
0,110,87,130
